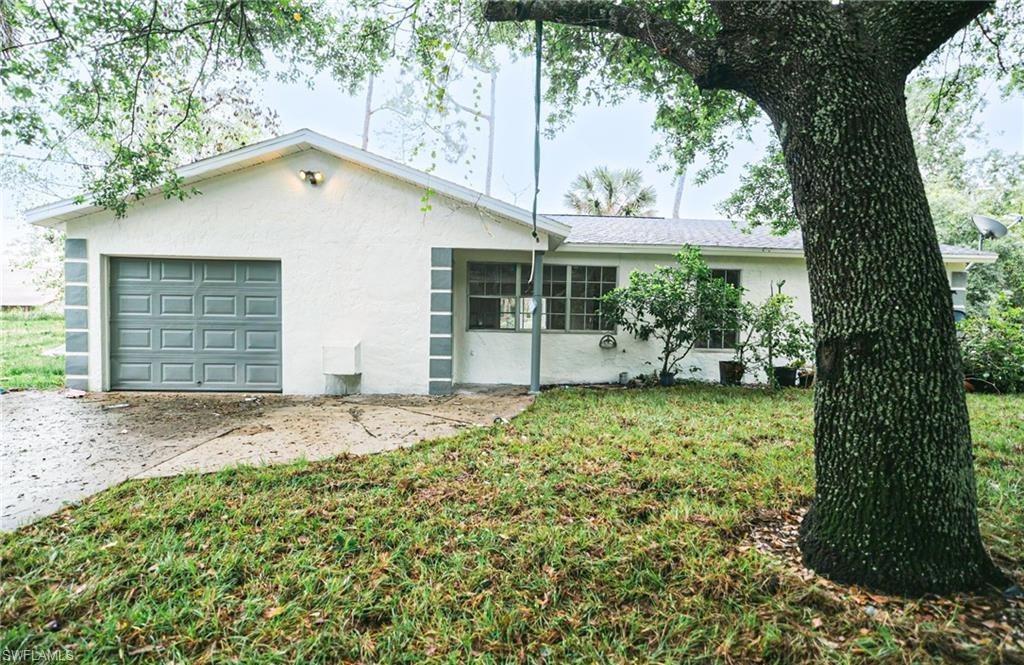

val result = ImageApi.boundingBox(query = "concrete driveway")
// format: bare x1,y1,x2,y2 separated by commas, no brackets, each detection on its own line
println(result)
0,388,532,531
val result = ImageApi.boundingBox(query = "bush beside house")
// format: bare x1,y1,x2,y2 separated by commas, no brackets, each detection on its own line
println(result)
600,247,741,385
959,295,1024,393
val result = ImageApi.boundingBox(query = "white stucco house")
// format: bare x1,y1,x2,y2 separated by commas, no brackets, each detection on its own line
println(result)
25,129,995,395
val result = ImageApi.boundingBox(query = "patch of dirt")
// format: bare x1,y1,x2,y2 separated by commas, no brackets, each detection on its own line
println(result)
2,389,534,531
742,507,1024,661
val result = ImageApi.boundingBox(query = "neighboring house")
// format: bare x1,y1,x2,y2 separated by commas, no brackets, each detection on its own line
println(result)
25,129,995,395
1,260,59,311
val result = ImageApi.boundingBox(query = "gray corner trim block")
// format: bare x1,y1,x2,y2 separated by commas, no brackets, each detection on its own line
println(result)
65,331,88,353
65,354,88,376
430,314,452,335
65,261,87,283
429,336,452,356
429,380,453,396
430,269,452,290
431,247,453,268
65,308,88,330
431,292,452,312
65,285,88,306
430,358,452,379
65,238,87,259
65,377,89,391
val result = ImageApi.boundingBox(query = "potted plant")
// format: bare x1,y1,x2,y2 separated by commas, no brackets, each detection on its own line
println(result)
748,284,815,388
601,247,742,388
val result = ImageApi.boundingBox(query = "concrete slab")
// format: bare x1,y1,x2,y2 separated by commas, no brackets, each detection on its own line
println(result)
0,389,532,531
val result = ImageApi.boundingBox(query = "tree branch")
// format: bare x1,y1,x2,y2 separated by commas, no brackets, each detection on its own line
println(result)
483,1,721,87
861,1,993,75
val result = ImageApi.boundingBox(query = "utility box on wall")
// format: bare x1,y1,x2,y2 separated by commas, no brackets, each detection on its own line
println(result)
323,342,362,394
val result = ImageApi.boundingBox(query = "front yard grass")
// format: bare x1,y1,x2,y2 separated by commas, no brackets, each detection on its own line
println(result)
0,311,63,390
1,386,1021,663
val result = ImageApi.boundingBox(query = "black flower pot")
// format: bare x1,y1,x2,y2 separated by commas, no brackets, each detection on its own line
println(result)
659,371,676,387
772,366,798,388
719,361,745,386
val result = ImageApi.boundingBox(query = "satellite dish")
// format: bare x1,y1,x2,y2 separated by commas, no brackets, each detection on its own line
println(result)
972,215,1009,240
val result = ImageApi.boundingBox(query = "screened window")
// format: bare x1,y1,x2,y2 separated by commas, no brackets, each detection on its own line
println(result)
697,269,742,349
570,266,618,331
950,271,967,311
519,264,568,330
468,263,518,330
467,262,616,332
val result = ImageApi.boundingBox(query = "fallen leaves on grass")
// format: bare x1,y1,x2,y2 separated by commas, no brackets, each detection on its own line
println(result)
745,506,1024,661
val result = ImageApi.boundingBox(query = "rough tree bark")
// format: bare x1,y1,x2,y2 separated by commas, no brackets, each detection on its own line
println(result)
486,0,1010,594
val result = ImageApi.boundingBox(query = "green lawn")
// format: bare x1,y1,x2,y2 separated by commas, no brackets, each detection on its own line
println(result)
0,311,64,390
2,387,1021,663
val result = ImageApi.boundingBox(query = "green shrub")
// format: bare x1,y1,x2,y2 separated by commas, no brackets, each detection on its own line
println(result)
958,294,1024,393
600,247,742,378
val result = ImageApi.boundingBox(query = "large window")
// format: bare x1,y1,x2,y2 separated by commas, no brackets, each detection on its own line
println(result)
696,269,742,349
468,262,617,332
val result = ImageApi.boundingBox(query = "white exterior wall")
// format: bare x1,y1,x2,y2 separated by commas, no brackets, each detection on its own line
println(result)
66,149,547,394
453,248,813,386
62,146,978,394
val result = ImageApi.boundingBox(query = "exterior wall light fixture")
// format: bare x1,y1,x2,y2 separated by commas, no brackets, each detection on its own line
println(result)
298,169,324,185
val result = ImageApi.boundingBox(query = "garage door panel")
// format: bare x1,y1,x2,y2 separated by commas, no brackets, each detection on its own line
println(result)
115,328,152,350
160,329,195,350
159,294,195,315
201,294,237,316
244,262,280,283
202,262,237,283
110,258,280,391
202,329,237,351
112,259,152,281
203,363,237,384
245,364,280,385
244,295,279,317
114,361,153,383
245,330,279,351
115,294,152,315
161,363,195,383
159,260,196,282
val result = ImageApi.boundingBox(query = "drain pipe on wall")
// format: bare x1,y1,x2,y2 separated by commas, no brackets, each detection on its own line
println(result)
530,250,545,394
532,248,548,393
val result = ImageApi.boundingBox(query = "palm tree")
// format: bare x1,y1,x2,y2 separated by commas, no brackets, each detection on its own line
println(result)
564,166,658,216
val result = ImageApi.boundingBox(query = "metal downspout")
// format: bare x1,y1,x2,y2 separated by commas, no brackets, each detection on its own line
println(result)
530,250,544,394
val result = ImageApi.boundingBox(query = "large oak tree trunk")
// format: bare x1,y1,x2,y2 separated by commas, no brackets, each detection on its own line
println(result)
485,0,1006,595
756,65,1006,594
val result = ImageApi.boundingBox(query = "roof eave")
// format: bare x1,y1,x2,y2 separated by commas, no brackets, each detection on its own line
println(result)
24,128,571,241
558,242,998,263
945,252,999,264
558,242,805,257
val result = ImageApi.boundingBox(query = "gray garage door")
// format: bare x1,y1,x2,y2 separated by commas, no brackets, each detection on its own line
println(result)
109,258,282,391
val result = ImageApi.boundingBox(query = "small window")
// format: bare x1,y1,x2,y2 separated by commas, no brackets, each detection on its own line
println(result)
697,269,742,349
950,271,968,311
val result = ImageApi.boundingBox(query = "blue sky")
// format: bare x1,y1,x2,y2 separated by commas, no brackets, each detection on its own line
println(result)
263,53,1023,219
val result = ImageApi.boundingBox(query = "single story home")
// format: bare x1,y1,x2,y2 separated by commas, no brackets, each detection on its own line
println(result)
26,129,995,395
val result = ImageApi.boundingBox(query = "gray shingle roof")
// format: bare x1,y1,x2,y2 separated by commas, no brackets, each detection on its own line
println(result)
549,215,993,258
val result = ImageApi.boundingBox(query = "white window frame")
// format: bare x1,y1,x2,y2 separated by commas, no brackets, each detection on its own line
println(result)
466,262,618,334
696,268,742,350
